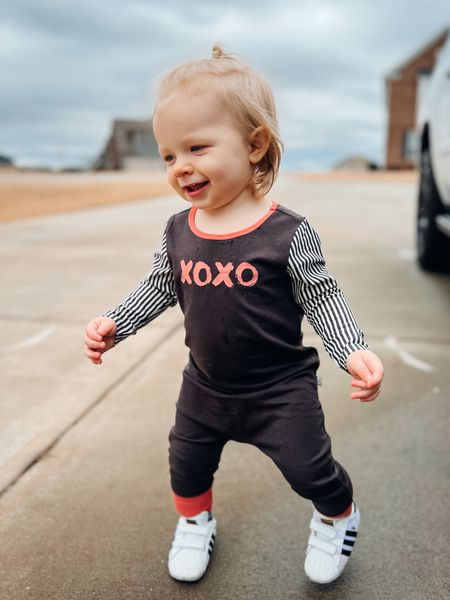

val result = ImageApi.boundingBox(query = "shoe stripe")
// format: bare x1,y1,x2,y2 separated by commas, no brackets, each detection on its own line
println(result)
208,548,212,556
342,542,353,552
345,530,357,537
344,538,356,546
342,548,352,556
211,533,216,541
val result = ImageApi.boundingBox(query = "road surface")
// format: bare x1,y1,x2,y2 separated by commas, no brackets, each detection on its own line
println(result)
0,173,449,599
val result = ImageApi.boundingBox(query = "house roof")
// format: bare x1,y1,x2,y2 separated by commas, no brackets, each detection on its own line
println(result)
93,118,161,169
385,27,450,81
110,119,157,155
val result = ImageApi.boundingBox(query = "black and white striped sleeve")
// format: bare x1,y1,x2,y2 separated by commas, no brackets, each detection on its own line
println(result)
103,224,177,345
287,218,368,372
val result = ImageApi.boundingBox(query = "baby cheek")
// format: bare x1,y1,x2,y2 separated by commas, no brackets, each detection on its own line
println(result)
167,169,177,183
168,175,181,191
211,163,232,182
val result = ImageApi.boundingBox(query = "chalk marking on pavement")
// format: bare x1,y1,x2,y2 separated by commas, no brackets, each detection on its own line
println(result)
11,327,56,350
384,336,435,372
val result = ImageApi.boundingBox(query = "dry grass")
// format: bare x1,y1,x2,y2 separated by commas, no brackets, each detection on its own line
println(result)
0,169,419,223
0,171,171,222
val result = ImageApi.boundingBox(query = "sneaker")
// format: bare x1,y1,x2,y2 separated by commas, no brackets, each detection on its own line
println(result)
304,503,360,584
168,510,217,582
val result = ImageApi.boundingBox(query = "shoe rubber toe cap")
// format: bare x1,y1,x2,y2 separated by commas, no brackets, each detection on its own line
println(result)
168,549,209,582
304,548,340,584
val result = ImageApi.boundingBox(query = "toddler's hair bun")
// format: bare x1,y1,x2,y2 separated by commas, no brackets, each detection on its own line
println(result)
212,43,225,59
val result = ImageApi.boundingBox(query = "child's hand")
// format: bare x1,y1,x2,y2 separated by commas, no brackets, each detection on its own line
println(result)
84,316,117,365
345,349,384,403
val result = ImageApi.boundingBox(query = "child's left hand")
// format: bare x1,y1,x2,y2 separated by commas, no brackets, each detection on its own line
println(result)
346,349,384,402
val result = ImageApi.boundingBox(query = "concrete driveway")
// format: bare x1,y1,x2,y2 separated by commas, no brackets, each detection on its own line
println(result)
0,174,449,599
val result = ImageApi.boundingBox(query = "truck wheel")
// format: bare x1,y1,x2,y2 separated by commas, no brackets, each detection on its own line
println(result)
417,148,450,273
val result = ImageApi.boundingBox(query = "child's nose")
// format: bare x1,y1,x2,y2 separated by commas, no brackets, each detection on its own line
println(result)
174,160,193,178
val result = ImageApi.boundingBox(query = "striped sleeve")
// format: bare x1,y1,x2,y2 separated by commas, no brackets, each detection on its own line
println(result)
103,223,177,345
287,218,368,372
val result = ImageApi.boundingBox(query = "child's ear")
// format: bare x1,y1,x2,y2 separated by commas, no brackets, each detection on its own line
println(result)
248,126,271,164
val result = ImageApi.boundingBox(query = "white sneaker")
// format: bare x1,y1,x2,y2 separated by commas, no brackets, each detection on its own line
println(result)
304,503,360,584
168,511,217,582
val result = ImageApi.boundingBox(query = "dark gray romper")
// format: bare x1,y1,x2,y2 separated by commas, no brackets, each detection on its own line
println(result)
106,202,368,516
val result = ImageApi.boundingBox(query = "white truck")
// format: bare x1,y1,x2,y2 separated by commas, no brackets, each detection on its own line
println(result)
416,33,450,273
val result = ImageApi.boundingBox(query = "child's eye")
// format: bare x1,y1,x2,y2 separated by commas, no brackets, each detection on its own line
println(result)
163,154,175,163
190,145,206,152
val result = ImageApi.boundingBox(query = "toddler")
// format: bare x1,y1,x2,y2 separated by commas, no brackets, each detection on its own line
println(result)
84,44,384,585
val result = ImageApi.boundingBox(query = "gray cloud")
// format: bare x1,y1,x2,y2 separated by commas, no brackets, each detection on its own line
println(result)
1,0,449,169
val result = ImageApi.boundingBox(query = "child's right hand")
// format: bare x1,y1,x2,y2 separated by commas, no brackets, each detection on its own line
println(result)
84,316,117,365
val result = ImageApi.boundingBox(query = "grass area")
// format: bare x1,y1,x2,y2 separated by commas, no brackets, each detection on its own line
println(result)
0,169,419,223
0,171,171,222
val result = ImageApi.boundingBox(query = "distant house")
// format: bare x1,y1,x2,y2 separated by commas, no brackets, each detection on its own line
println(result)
334,155,378,171
0,154,14,168
93,119,163,171
385,27,449,170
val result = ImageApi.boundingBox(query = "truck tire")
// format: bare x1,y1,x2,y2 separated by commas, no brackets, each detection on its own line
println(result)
417,148,450,273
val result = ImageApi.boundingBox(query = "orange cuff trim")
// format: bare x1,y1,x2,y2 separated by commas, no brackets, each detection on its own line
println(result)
172,488,213,517
322,503,353,520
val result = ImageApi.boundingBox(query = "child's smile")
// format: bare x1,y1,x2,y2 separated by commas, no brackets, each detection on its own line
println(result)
184,180,210,197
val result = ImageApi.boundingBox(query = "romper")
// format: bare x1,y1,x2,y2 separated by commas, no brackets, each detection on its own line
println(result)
105,201,368,516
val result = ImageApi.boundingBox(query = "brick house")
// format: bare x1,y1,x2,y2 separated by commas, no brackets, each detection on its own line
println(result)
93,119,163,171
385,27,449,169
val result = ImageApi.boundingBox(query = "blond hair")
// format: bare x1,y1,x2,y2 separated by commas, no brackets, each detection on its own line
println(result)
155,44,284,196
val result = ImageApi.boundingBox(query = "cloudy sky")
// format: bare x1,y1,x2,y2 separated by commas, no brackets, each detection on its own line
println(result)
1,0,449,171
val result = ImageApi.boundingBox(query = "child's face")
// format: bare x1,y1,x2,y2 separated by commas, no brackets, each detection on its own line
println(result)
153,90,257,211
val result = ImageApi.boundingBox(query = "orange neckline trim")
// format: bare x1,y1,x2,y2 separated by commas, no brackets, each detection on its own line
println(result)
188,201,278,240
